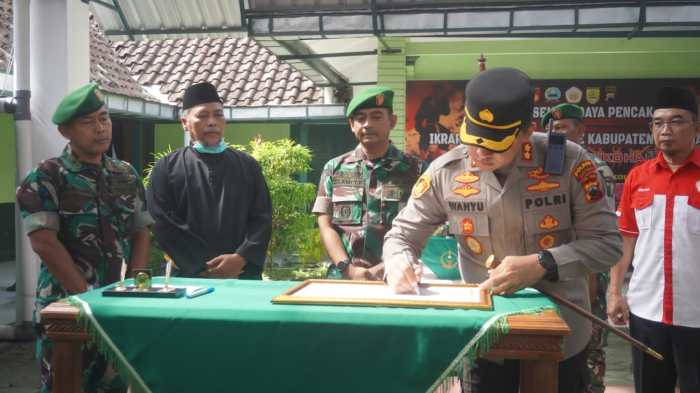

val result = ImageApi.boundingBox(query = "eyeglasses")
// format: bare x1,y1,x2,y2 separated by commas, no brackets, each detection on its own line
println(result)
649,118,691,131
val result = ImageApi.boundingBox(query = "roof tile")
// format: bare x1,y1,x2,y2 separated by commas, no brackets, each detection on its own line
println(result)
1,2,322,105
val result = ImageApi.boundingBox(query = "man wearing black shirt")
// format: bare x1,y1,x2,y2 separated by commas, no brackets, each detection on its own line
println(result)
147,82,272,278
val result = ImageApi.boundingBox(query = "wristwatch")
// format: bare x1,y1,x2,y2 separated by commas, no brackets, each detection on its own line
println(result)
537,250,559,282
336,259,351,273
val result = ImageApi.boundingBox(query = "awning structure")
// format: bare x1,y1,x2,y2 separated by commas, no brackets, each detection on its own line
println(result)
103,91,345,122
87,0,700,90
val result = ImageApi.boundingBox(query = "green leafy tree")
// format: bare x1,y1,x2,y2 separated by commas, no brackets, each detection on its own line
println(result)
240,138,324,279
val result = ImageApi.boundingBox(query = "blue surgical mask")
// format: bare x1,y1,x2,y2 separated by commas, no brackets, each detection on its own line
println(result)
193,139,228,154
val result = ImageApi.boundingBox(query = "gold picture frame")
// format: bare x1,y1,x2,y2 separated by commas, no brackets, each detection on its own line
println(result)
272,279,492,310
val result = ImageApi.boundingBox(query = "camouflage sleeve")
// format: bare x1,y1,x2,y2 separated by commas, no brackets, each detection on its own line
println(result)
15,166,60,235
129,166,154,230
549,150,623,280
311,159,335,214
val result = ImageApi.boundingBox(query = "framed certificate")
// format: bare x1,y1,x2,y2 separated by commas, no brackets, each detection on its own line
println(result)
272,279,492,310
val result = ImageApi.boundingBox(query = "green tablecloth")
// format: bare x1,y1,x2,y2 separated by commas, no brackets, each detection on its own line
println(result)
72,278,557,393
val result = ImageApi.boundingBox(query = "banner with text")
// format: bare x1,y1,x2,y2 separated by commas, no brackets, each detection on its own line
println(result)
406,79,700,202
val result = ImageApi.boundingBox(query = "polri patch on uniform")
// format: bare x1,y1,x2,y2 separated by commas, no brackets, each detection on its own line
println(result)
539,234,556,249
461,218,474,234
539,215,560,230
583,179,604,203
411,174,431,199
521,142,533,161
465,236,483,255
572,160,597,182
453,185,480,197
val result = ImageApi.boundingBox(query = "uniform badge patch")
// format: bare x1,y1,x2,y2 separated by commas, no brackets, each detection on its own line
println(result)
539,234,555,249
539,215,560,230
521,142,533,161
454,171,480,197
527,181,560,192
583,179,604,202
339,205,352,219
455,171,480,184
376,94,385,106
440,250,457,270
453,185,480,197
465,236,483,255
461,218,474,234
572,160,597,181
478,108,494,123
527,167,560,192
411,174,431,199
382,186,402,202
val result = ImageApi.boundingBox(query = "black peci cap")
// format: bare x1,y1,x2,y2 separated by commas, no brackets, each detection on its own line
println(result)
653,86,698,116
182,82,223,110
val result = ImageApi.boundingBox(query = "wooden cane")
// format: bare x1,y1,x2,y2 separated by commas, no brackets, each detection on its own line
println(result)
485,255,664,361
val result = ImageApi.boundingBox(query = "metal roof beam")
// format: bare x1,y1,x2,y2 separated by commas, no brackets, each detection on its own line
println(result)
276,40,348,88
82,0,117,11
103,26,248,36
110,0,134,40
245,1,700,39
277,50,377,60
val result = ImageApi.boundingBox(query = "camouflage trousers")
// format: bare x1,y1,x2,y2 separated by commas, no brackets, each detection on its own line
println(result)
36,325,127,393
585,323,608,393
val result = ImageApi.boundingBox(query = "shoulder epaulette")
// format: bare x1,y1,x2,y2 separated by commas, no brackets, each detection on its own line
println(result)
429,145,468,171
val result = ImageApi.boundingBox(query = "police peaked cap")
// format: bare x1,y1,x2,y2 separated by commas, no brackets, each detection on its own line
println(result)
460,68,533,152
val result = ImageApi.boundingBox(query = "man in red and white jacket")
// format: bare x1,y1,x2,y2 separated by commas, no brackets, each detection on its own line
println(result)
608,86,700,393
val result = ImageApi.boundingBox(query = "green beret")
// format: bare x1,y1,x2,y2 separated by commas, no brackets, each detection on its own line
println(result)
541,103,583,128
52,82,106,125
346,86,394,117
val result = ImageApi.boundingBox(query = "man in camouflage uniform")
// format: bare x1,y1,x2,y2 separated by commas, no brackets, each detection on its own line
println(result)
542,103,616,393
16,83,153,393
384,68,621,393
313,86,420,280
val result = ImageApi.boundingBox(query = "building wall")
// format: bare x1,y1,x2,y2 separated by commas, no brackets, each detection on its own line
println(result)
0,114,16,260
381,36,700,149
0,114,16,204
